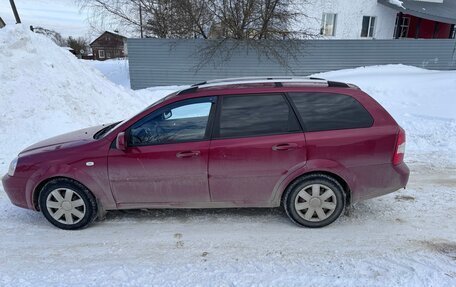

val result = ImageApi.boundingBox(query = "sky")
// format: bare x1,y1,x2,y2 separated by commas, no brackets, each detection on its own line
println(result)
0,0,91,38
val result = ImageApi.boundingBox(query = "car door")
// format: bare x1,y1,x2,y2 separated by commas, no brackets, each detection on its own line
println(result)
108,97,216,206
208,93,307,204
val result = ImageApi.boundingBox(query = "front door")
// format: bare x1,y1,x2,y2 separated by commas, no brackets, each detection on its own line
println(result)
108,97,216,205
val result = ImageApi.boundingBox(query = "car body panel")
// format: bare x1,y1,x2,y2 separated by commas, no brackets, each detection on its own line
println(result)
108,140,211,204
208,133,307,204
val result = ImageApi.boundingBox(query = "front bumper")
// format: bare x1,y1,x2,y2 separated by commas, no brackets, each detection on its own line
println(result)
1,174,29,209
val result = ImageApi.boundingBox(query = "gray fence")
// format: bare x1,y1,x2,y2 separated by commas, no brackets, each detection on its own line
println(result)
128,38,456,89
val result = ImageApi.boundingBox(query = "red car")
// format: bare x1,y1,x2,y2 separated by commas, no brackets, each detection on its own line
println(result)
2,77,409,229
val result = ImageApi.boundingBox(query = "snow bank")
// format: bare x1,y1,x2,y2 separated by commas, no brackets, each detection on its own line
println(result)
82,59,131,89
0,25,146,171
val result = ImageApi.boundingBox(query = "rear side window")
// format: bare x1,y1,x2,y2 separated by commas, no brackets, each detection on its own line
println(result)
216,94,300,138
289,93,373,132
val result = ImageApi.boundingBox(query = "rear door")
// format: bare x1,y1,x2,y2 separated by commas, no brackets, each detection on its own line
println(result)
208,93,307,204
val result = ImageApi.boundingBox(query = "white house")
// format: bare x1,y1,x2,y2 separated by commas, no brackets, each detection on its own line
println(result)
299,0,456,39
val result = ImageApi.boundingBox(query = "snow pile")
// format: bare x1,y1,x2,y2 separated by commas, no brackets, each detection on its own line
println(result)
0,25,146,170
82,59,131,89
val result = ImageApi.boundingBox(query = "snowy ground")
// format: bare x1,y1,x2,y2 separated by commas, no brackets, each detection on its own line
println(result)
83,59,131,89
1,25,455,286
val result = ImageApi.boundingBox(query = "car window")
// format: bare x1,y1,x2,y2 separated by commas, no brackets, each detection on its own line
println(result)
129,98,213,146
289,92,373,132
215,94,301,138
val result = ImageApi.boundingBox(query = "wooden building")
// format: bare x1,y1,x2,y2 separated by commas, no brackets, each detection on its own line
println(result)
90,31,127,61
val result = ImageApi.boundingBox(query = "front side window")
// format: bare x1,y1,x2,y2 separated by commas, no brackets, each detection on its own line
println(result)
289,93,373,132
361,16,376,38
321,13,337,36
129,98,214,146
215,94,300,139
98,49,105,59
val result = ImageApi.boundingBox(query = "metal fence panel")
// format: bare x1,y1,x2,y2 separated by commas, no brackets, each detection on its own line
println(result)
128,38,456,89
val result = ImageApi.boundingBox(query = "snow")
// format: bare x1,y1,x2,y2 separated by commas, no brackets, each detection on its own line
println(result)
388,0,406,9
82,59,131,89
0,25,143,172
1,25,456,286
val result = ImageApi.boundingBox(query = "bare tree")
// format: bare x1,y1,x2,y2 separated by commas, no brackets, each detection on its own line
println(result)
78,0,143,37
33,26,67,46
67,36,90,54
78,0,313,69
79,0,310,39
192,0,311,70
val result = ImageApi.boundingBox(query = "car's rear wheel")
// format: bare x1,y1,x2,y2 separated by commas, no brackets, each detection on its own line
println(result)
284,174,345,228
38,178,97,230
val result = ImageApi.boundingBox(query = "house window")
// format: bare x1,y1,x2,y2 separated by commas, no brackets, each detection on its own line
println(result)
106,51,111,58
98,50,105,59
321,13,337,36
361,16,376,37
394,16,410,38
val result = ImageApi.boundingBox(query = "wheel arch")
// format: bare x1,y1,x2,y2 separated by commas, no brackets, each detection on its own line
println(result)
25,163,116,212
33,176,95,211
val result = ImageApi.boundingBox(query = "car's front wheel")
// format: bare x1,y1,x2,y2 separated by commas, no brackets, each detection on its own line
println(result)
38,178,97,230
284,174,345,228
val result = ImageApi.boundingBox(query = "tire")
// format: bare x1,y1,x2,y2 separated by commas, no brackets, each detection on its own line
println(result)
38,178,98,230
283,174,345,228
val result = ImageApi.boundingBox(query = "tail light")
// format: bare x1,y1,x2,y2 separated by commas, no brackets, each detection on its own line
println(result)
393,127,406,165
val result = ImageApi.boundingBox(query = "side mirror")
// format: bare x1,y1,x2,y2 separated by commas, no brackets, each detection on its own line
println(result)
163,110,172,120
116,132,127,151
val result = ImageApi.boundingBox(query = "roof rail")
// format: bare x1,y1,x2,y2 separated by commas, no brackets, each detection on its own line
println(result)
177,76,350,95
191,76,327,87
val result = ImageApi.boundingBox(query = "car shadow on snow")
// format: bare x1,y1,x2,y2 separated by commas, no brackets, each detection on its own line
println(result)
104,207,287,225
101,199,394,226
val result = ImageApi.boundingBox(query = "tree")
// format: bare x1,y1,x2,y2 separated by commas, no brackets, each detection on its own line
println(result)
67,36,90,54
78,0,313,69
33,26,67,46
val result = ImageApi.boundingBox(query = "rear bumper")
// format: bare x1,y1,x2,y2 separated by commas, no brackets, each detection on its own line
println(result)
351,162,410,203
1,174,30,209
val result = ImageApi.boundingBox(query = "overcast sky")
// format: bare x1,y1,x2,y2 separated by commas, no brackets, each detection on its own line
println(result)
0,0,92,38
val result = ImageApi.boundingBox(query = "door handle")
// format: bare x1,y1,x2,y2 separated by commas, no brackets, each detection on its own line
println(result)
176,151,201,158
272,143,298,151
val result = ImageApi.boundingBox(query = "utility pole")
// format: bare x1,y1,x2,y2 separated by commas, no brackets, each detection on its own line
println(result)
9,0,21,24
139,4,143,38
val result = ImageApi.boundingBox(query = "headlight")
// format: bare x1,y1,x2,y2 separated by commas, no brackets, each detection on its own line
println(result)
8,157,18,176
